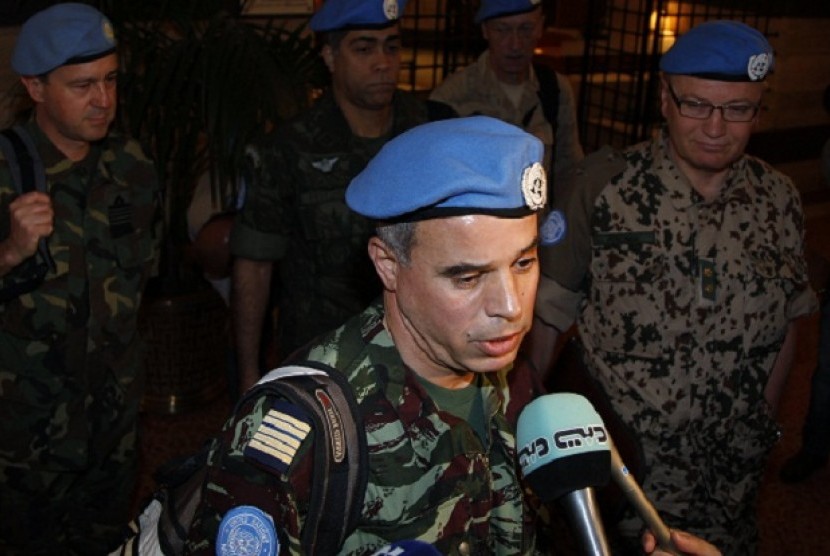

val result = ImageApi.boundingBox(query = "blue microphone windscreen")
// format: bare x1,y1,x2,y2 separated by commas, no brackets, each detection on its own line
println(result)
371,539,442,555
517,393,611,501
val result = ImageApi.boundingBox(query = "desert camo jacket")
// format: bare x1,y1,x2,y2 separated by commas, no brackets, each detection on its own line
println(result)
428,50,584,192
0,118,160,471
230,91,435,355
186,300,546,555
535,129,818,552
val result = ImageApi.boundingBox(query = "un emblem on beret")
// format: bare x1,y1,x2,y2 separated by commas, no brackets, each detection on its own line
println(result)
747,52,771,81
217,506,278,556
102,20,115,44
521,162,547,210
383,0,399,21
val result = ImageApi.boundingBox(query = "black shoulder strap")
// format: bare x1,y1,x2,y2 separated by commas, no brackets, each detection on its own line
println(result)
0,127,30,196
238,361,369,555
533,63,561,137
0,126,54,303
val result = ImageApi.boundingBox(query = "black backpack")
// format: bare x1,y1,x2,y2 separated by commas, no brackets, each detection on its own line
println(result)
118,362,368,555
0,125,55,302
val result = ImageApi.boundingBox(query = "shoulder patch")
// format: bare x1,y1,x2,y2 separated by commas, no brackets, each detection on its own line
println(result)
217,505,279,556
244,399,312,475
540,210,567,246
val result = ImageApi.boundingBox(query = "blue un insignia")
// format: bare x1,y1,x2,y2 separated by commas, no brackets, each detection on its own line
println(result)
217,505,278,556
540,210,567,246
244,399,312,475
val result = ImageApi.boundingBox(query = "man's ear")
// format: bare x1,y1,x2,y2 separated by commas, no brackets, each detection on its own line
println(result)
322,44,336,73
20,76,45,103
368,236,399,292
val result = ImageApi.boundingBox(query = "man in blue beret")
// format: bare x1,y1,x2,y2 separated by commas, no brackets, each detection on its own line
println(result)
230,0,455,397
529,19,817,554
429,0,583,202
0,2,161,555
122,116,719,555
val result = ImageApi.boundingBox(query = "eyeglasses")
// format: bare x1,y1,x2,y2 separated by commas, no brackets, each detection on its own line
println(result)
485,22,539,42
666,84,760,123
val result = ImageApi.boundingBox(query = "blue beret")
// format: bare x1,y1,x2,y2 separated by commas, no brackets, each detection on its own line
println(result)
660,20,773,82
475,0,541,24
346,116,547,221
12,3,116,76
310,0,406,33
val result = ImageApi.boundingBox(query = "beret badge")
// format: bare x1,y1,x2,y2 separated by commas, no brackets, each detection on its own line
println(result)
747,52,772,81
521,162,547,210
383,0,399,21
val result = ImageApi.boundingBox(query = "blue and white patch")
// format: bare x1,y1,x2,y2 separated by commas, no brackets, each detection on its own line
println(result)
244,400,312,475
216,505,278,556
540,209,567,246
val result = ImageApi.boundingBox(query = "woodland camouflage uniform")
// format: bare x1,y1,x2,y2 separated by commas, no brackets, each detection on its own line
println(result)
184,300,546,555
0,117,160,554
230,91,439,356
536,130,818,553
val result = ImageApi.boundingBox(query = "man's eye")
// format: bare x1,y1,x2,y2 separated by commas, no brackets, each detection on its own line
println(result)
725,105,753,115
515,257,536,272
454,274,481,288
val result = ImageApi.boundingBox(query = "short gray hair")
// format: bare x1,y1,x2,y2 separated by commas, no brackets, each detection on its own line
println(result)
375,221,417,265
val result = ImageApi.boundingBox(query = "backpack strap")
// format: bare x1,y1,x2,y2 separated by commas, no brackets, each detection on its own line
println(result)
0,126,55,302
533,63,561,138
237,361,368,555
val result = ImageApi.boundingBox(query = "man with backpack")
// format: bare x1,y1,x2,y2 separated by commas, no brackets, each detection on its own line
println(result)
120,117,720,556
0,4,160,554
429,0,584,202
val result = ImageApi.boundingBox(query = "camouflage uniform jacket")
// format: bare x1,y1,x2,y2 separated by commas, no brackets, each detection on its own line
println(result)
230,91,435,355
429,51,584,192
186,300,545,555
0,119,160,470
535,129,818,552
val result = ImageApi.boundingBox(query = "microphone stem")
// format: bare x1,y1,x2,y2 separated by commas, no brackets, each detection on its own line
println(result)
559,488,612,556
609,440,679,555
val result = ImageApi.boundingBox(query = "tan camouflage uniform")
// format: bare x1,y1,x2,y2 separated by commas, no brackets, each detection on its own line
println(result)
0,118,160,555
536,129,818,554
429,51,584,196
230,91,438,356
184,300,546,555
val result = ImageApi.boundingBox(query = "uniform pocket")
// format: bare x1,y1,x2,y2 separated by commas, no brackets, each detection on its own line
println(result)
588,239,666,358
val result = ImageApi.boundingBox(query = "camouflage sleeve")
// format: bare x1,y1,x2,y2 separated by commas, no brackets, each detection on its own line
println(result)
186,394,315,555
536,146,626,328
427,68,468,110
230,137,294,261
775,168,819,319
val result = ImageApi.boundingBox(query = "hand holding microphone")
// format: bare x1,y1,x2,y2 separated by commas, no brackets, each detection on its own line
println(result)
517,393,680,556
517,392,613,556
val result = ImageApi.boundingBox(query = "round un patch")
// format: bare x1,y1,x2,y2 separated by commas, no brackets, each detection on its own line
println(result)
540,209,567,246
216,506,278,556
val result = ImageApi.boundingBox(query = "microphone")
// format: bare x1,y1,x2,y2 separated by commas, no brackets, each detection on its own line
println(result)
517,392,612,556
607,437,678,555
371,539,442,555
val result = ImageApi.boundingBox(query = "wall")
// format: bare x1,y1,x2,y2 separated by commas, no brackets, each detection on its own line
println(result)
761,17,830,196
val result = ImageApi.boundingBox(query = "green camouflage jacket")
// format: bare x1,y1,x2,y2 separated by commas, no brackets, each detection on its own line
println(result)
186,300,545,555
230,91,437,355
0,119,160,471
536,129,818,552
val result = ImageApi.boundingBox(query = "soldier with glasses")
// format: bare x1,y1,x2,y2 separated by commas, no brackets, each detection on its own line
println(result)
528,20,817,554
